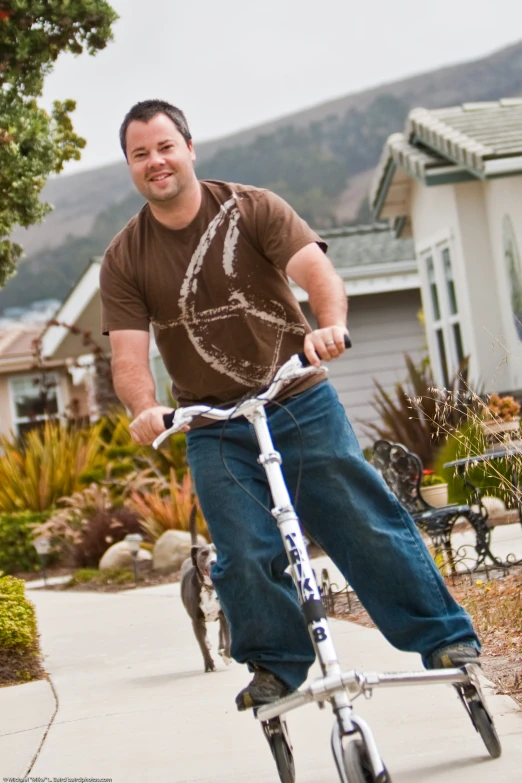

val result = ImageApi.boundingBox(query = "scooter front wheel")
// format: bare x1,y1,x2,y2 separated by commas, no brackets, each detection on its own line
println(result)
342,740,392,783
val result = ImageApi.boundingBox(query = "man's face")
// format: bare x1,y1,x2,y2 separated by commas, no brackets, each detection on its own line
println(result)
125,113,196,204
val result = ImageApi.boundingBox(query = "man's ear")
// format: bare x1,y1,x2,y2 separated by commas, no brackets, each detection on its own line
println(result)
188,139,196,162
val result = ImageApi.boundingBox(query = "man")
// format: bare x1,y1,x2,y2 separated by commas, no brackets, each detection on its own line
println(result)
100,99,480,711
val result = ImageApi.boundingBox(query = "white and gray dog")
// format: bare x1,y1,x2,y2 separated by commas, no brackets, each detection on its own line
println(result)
180,507,232,672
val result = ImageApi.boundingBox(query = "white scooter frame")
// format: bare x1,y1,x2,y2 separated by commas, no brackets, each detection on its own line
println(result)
153,346,501,783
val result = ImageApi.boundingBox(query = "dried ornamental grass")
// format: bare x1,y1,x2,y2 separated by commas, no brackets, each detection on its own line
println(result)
37,483,145,568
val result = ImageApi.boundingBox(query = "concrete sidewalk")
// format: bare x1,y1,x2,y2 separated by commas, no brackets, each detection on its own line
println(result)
2,571,521,783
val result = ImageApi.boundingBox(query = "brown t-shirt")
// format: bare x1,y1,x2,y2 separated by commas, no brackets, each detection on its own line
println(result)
100,180,328,411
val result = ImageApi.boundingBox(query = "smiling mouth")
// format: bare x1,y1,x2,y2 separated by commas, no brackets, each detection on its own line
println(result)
149,172,172,182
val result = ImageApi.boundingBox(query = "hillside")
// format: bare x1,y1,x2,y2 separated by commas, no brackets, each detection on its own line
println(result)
4,39,522,312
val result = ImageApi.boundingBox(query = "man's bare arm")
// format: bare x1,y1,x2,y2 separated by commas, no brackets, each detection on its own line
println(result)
286,242,348,366
109,330,174,445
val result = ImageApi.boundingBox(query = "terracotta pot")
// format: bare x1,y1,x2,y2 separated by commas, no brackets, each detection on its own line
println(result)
420,483,449,508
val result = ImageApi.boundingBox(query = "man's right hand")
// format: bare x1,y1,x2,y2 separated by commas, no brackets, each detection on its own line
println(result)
129,406,189,445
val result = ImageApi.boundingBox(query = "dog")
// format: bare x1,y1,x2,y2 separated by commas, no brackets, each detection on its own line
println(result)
180,506,232,672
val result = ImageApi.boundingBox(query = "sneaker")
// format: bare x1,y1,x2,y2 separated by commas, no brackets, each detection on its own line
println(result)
430,644,480,670
235,667,291,711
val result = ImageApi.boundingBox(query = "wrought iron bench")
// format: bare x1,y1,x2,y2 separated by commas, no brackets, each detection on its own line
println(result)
372,439,496,573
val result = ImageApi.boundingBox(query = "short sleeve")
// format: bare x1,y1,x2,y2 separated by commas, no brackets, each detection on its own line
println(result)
100,247,150,335
251,189,328,269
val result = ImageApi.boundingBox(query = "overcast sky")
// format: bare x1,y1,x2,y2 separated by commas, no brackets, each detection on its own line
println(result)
41,0,522,176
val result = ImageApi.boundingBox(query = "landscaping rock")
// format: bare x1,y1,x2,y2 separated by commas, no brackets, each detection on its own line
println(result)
99,542,152,571
152,530,207,574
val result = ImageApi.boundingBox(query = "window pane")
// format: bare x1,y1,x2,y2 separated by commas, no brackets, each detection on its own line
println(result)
426,256,441,320
453,323,464,365
16,393,58,419
436,329,449,387
151,355,172,406
11,374,59,420
442,247,458,315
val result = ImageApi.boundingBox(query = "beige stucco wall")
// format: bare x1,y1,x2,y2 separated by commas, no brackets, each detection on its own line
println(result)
0,376,12,438
453,181,510,391
483,176,522,390
409,176,522,393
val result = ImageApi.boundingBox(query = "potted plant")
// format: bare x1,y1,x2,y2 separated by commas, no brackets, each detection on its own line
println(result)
481,393,521,446
420,470,448,507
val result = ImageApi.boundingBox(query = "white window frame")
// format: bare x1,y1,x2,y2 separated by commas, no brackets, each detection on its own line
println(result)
420,237,465,387
149,335,172,407
8,372,63,435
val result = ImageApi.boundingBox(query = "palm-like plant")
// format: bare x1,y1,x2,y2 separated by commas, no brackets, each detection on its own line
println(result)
0,420,105,512
362,354,478,469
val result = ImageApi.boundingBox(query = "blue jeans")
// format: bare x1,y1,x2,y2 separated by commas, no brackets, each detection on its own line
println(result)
186,381,479,690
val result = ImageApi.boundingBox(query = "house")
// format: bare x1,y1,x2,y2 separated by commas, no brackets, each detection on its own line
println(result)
40,224,424,446
0,323,90,438
371,98,522,395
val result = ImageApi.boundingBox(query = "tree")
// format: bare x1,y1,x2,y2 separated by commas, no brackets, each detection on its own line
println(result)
0,1,118,286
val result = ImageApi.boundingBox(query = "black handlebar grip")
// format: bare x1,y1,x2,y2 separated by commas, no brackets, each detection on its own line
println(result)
163,411,175,429
298,333,352,368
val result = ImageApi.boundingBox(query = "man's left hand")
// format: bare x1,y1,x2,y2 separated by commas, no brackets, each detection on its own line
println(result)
303,327,349,367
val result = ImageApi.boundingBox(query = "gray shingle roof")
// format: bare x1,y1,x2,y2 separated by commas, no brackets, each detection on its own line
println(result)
319,224,415,269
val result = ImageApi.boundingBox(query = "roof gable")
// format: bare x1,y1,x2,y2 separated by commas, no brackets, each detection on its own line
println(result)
371,97,522,228
408,99,522,178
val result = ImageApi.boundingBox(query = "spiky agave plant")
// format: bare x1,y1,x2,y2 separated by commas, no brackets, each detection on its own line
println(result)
362,354,478,469
128,469,208,542
0,420,105,512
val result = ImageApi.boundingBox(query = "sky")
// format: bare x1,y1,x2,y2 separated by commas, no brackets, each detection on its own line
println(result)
40,0,522,176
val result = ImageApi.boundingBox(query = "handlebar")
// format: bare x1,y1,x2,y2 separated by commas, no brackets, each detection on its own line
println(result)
153,333,351,449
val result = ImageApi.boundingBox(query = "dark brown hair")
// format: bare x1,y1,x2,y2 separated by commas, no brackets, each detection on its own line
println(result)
119,100,192,157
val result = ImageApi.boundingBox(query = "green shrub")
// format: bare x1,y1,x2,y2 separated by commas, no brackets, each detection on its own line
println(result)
421,473,447,487
435,422,516,505
67,568,100,585
0,510,52,574
67,567,134,587
0,576,38,649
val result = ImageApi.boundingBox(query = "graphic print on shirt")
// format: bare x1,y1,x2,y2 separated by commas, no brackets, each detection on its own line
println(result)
153,193,305,388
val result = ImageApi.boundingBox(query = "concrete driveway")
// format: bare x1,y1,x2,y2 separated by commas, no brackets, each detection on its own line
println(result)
1,574,521,783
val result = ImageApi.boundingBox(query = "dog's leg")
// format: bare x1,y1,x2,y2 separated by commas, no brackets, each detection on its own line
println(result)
218,613,232,666
192,618,215,672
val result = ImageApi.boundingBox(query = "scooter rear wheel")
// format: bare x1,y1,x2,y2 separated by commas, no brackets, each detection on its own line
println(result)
469,700,502,759
342,740,392,783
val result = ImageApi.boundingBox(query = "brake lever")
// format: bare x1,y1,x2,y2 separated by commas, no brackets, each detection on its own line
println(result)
153,409,194,450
